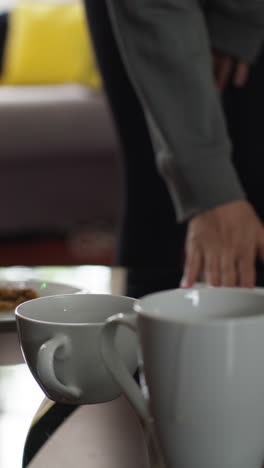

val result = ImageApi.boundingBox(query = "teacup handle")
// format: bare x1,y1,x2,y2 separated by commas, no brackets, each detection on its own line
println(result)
101,312,150,422
37,334,81,400
102,312,166,468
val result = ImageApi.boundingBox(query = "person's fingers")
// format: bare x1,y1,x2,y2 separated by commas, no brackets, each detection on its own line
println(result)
257,229,264,263
204,253,221,286
237,250,256,288
220,251,237,287
215,56,233,91
233,62,249,87
181,247,202,288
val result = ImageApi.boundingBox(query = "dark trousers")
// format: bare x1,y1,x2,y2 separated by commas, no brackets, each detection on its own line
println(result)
83,0,264,295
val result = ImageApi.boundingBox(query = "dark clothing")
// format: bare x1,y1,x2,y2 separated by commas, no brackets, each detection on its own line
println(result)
83,0,264,295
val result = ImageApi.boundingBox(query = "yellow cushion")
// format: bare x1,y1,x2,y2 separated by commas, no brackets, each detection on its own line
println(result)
1,0,102,88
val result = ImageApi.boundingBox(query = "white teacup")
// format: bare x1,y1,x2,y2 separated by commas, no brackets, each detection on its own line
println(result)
101,287,264,468
15,293,138,405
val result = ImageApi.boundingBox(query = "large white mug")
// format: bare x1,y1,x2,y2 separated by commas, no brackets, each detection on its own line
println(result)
101,287,264,468
16,293,138,405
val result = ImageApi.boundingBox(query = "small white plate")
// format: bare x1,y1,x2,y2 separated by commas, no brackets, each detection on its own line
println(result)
0,280,83,324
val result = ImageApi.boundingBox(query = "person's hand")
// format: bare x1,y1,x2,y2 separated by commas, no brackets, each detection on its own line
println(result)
212,49,250,92
181,200,264,288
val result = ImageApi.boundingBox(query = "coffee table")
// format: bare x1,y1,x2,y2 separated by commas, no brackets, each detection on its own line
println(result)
0,266,149,468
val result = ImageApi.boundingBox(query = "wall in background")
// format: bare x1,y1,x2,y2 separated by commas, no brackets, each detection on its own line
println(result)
0,0,80,13
0,0,17,12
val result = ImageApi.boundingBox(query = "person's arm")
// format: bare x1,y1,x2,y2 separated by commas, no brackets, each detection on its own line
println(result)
107,0,245,222
205,0,264,64
206,1,264,91
107,0,264,288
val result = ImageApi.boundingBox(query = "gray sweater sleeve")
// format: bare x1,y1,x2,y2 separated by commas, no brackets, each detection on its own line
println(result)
106,0,246,222
205,0,264,62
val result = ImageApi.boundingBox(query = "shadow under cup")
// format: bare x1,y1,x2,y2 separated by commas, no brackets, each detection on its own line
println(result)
15,293,138,405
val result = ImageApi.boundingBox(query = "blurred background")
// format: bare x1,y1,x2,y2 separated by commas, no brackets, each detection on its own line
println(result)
0,0,121,266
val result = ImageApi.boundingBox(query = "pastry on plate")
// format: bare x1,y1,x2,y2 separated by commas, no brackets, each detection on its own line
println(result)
0,287,40,311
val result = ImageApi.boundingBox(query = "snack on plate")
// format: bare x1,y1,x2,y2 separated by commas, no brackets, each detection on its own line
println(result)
0,287,40,311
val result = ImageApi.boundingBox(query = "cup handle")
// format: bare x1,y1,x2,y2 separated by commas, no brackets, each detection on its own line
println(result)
102,312,166,468
101,312,151,422
37,334,82,400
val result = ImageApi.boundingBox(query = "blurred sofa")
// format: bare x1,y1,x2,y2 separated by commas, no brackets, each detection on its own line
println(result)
0,84,121,235
0,5,121,237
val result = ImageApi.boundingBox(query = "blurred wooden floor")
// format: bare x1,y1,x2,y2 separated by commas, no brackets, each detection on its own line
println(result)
0,230,116,266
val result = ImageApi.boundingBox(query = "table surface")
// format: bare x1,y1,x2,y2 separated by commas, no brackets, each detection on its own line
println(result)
0,266,150,468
